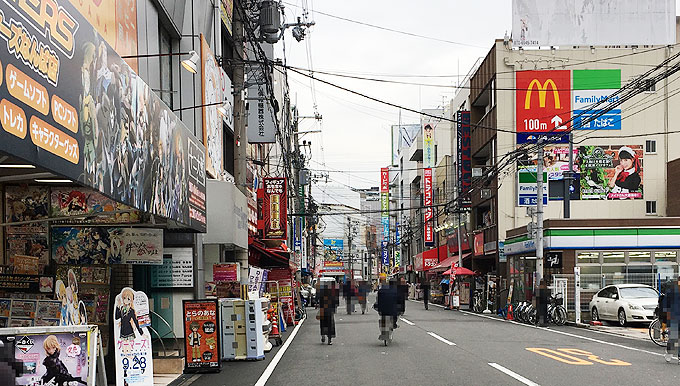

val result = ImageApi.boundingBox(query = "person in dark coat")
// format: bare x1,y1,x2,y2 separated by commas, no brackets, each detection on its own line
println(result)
375,280,399,341
42,335,86,385
358,280,369,314
420,278,430,310
397,278,407,324
317,280,339,345
535,279,549,327
663,276,680,363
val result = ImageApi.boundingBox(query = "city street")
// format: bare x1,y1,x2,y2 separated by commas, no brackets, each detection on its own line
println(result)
185,295,675,386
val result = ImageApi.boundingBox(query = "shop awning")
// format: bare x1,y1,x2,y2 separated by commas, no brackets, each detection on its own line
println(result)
430,252,471,272
442,266,475,276
249,237,290,267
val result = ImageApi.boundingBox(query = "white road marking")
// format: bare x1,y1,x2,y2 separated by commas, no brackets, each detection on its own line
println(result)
488,363,541,386
460,310,663,357
254,316,306,386
427,331,456,346
400,317,415,326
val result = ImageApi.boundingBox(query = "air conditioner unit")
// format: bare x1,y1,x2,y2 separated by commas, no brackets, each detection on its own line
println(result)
472,167,483,178
480,189,492,199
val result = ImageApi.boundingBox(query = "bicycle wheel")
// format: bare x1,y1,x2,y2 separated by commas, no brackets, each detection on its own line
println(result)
555,306,567,326
649,318,669,347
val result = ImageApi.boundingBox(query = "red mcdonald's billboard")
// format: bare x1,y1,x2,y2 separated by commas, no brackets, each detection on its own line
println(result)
516,70,571,144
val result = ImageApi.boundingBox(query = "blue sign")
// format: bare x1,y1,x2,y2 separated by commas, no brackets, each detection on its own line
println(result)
381,241,389,266
517,132,569,145
293,217,301,251
573,110,621,130
323,239,344,260
381,217,390,240
518,195,548,206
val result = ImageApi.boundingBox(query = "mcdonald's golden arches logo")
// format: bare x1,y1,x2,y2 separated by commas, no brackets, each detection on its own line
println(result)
525,79,561,109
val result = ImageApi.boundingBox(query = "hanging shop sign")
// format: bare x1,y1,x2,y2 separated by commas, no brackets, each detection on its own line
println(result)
213,263,240,283
516,70,571,144
572,70,621,131
517,170,549,206
114,287,154,386
423,122,435,168
424,168,434,245
183,300,220,372
246,68,276,143
220,68,234,129
456,111,471,200
263,178,287,239
52,227,163,265
380,168,389,242
381,241,389,267
201,34,224,180
579,145,643,200
15,330,91,385
0,0,206,232
150,248,194,288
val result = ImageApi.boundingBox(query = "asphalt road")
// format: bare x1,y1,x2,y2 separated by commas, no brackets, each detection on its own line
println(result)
188,294,678,386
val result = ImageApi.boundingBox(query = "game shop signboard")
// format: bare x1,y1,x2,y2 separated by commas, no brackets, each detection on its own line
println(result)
113,287,154,386
183,300,220,372
15,331,91,386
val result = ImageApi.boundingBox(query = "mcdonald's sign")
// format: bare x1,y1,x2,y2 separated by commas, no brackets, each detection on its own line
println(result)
516,70,571,144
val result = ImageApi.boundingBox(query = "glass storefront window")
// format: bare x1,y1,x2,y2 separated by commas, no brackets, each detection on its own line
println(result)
602,265,626,274
578,252,599,264
628,251,651,263
655,251,678,263
579,265,601,275
656,265,679,284
602,251,625,264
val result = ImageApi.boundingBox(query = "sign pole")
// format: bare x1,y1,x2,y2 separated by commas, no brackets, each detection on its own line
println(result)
536,142,544,284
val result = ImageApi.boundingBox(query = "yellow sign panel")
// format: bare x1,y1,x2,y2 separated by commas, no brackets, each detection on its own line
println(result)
525,79,561,109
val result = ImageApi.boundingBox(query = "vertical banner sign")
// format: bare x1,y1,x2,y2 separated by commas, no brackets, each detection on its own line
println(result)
572,70,622,130
381,241,389,267
263,178,287,239
423,123,435,168
183,300,220,372
516,70,571,144
201,34,224,180
424,168,434,245
380,168,390,245
114,287,154,386
456,111,472,202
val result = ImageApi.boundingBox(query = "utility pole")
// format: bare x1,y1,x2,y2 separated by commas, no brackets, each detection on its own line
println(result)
563,132,573,218
536,142,545,284
232,3,249,284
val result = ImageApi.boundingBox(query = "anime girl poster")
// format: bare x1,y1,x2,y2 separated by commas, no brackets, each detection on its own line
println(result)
579,145,643,200
5,186,49,234
113,287,153,386
15,332,89,385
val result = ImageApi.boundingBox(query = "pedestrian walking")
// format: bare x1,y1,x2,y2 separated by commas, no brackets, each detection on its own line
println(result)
375,279,399,343
358,280,369,314
420,278,430,310
343,278,356,314
535,279,548,327
663,275,680,363
317,280,339,345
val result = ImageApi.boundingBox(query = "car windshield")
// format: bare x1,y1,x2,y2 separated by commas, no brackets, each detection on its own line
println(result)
619,287,657,299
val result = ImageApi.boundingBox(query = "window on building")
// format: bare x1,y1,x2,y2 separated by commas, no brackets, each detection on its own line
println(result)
602,251,625,264
645,140,656,154
654,251,678,263
628,251,651,263
646,200,657,215
159,25,173,107
577,251,599,264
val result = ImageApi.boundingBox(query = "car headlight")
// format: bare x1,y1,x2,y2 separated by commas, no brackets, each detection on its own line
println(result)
628,304,641,310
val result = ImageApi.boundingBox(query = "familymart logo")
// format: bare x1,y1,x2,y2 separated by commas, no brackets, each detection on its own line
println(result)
573,69,622,130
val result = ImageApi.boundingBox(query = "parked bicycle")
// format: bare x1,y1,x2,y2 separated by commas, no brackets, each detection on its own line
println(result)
547,295,568,326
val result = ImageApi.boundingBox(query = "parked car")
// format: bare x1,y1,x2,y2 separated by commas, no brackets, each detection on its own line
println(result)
589,284,658,326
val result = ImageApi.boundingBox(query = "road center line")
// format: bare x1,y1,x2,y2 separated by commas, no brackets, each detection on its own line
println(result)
254,316,305,386
488,363,541,386
460,310,663,357
427,331,456,346
400,317,415,326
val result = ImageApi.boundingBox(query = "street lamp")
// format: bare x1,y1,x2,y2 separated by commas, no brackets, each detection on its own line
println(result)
181,51,200,74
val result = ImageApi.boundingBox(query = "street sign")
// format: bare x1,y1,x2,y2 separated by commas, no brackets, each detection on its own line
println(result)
517,169,548,206
516,70,571,144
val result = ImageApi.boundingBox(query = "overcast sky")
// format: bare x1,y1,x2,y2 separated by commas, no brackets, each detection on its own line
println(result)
276,1,680,208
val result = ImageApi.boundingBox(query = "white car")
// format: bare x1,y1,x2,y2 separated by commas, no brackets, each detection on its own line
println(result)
589,284,658,326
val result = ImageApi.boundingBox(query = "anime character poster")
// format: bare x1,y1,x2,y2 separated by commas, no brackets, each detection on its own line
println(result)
114,288,154,386
578,145,643,200
182,300,220,372
7,235,49,274
55,269,88,327
52,227,124,265
15,332,90,386
5,186,49,234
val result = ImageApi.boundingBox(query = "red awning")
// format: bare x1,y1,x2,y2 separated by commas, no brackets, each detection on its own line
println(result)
249,238,290,267
431,252,471,271
443,266,475,276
